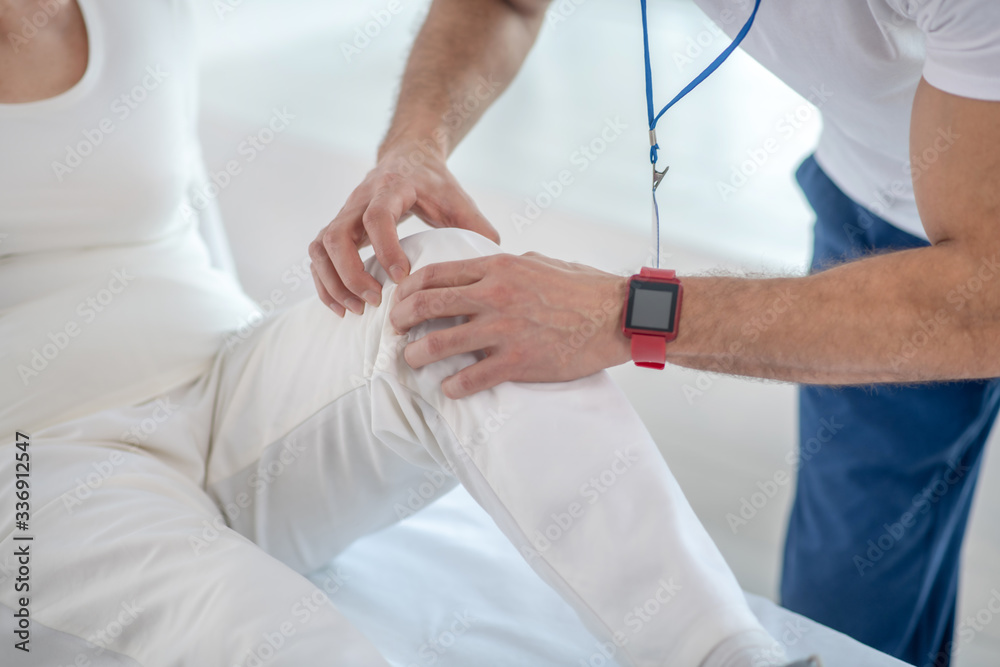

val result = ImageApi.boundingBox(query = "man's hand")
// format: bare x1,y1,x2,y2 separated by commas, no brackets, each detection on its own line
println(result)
390,252,632,399
310,0,549,317
309,142,499,317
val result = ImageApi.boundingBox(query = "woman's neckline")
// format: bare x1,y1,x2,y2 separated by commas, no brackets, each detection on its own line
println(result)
0,0,100,113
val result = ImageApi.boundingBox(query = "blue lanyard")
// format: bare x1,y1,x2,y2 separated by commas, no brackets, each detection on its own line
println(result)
641,0,762,265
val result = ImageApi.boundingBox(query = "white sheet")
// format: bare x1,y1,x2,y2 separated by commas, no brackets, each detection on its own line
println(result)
312,487,911,667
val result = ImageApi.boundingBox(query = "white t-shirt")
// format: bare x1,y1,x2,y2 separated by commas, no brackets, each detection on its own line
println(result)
693,0,1000,239
0,0,257,442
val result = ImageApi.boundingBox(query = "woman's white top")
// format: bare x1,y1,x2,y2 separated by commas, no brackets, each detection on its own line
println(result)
0,0,258,443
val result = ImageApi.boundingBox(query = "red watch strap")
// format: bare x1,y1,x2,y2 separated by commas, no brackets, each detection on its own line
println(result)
631,334,666,370
640,267,676,280
625,267,680,370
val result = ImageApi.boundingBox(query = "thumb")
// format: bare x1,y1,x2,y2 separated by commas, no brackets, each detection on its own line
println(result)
447,195,501,245
463,212,501,245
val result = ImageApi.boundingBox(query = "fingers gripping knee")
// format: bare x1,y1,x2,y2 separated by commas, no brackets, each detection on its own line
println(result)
371,228,502,283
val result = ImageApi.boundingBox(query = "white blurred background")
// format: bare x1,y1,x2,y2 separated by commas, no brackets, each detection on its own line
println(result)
191,1,1000,664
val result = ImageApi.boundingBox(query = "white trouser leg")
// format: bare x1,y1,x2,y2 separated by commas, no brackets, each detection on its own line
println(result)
0,435,389,667
198,228,772,667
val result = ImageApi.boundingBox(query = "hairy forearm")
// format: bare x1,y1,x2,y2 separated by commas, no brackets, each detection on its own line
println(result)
664,242,1000,385
378,0,547,160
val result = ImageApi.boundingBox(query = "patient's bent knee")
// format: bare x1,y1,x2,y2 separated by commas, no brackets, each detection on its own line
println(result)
399,228,502,271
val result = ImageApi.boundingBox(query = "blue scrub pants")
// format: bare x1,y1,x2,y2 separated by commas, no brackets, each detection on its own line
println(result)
780,155,1000,667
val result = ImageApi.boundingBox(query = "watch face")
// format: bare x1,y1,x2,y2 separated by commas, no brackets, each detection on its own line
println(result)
626,279,678,333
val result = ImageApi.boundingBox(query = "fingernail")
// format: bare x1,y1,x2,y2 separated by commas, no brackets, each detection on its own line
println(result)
362,290,381,307
345,297,364,315
330,303,345,317
389,265,404,283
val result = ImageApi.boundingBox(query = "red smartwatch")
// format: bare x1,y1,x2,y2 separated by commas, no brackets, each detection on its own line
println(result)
621,267,683,369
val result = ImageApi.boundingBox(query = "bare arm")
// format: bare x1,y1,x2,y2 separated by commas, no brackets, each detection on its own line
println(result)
662,78,1000,384
380,0,549,160
390,78,1000,398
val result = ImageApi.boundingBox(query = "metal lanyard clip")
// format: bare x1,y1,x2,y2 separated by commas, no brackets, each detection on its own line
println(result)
649,129,669,191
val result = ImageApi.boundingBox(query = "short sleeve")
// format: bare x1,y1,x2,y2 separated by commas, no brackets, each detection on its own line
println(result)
912,0,1000,100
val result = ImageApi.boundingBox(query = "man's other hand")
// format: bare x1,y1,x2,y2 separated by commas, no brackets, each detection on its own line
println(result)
390,252,633,398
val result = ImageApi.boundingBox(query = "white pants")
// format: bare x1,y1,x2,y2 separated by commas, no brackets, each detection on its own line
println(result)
0,229,770,667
